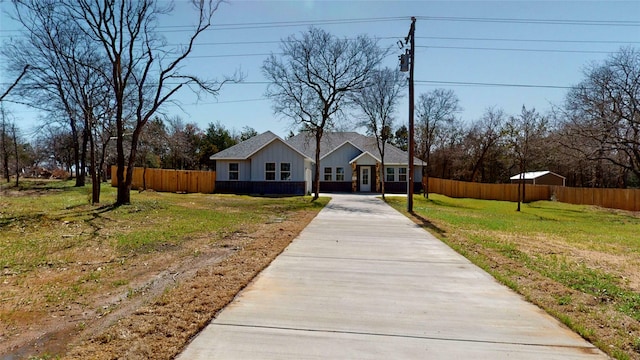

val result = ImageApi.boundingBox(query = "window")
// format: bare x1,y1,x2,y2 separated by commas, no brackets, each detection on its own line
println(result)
398,167,407,182
362,167,369,185
229,163,239,180
336,167,345,181
324,167,332,181
280,163,291,180
386,167,395,182
265,162,276,180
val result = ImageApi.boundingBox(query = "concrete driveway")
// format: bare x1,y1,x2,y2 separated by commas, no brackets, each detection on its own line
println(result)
177,194,608,359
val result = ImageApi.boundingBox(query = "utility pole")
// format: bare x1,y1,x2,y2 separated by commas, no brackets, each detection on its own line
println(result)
400,17,416,212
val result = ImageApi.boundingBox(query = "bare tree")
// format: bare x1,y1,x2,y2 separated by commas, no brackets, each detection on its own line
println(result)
351,68,404,199
0,65,29,103
0,105,26,186
415,88,461,198
59,0,235,205
434,116,465,179
166,116,189,170
262,27,386,200
136,117,168,190
0,105,12,183
506,106,547,211
561,47,640,184
467,107,506,182
6,0,89,186
11,123,21,187
38,124,76,175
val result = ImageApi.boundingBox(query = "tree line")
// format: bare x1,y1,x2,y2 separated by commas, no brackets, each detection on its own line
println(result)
411,47,639,190
262,26,639,201
2,2,638,205
0,113,255,186
1,0,237,205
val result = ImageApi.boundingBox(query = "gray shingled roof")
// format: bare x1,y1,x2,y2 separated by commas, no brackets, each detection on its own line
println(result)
209,131,279,160
286,131,421,165
210,130,422,165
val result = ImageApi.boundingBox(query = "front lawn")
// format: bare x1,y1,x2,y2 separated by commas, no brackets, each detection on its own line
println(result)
0,180,328,359
387,194,640,360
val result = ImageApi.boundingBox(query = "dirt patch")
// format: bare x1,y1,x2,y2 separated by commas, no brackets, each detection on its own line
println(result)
1,208,319,359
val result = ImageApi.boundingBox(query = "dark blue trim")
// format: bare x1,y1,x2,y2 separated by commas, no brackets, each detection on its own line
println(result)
216,181,305,195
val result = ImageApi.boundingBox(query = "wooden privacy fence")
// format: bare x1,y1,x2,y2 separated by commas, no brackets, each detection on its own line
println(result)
552,186,639,212
111,166,216,194
427,177,640,212
427,177,550,203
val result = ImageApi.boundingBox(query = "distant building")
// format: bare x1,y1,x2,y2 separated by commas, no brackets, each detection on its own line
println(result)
210,131,423,195
510,171,566,186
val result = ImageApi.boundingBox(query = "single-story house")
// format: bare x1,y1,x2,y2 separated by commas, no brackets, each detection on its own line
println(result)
210,131,423,195
510,171,566,186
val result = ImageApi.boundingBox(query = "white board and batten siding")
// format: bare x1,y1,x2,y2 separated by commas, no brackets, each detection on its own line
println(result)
250,140,306,181
216,160,251,181
320,142,361,180
352,153,377,166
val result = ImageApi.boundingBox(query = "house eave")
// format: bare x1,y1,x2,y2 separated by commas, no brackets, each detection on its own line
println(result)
320,140,364,161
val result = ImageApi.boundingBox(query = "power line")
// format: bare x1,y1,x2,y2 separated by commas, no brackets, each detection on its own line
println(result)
154,16,408,33
414,15,640,27
417,36,640,45
0,79,585,91
188,53,278,59
155,15,640,31
186,36,639,48
183,36,400,47
3,14,638,36
415,80,573,89
158,16,407,29
174,98,269,106
416,45,616,54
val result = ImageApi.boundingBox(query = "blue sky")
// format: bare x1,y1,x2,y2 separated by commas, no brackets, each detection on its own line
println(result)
1,0,639,139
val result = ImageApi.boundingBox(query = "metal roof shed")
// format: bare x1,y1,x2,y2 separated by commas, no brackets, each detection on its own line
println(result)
510,171,566,186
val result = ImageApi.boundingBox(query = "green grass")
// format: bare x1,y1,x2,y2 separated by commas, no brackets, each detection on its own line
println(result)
0,180,328,269
400,194,640,251
110,193,327,252
387,194,640,359
390,195,640,317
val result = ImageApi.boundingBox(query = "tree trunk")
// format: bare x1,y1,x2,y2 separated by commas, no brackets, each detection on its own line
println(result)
78,126,89,187
312,130,322,201
12,124,19,187
1,119,9,183
516,165,524,212
70,120,82,185
89,126,100,204
115,112,129,205
424,154,430,199
99,141,108,183
380,159,385,200
142,165,147,191
470,146,490,182
120,126,142,204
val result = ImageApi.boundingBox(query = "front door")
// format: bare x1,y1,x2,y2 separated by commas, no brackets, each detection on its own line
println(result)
360,166,371,192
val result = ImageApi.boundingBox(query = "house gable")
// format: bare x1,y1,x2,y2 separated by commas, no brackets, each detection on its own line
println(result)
210,131,279,160
210,131,312,162
250,139,307,181
321,141,362,165
349,151,378,166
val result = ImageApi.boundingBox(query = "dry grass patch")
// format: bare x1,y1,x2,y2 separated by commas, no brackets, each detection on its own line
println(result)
0,180,327,359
